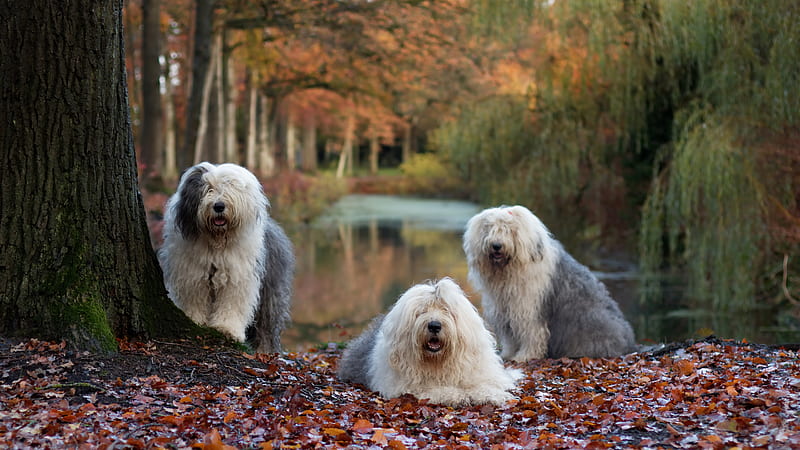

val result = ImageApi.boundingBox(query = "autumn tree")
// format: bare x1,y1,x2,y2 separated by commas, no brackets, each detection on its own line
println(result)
0,0,194,351
221,0,474,174
435,0,800,310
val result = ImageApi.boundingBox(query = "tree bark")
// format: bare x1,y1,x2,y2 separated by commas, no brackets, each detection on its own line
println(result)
192,30,218,164
211,31,224,162
402,120,413,164
123,0,139,138
285,111,297,171
369,132,380,175
224,47,237,163
0,0,195,352
245,71,258,170
181,0,213,169
258,95,276,177
140,0,163,178
336,109,356,178
163,63,178,181
301,118,318,172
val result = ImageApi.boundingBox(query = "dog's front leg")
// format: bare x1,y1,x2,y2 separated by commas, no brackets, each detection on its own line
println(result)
206,272,252,343
510,324,549,361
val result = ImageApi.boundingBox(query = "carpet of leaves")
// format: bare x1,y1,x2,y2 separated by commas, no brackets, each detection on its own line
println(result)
1,336,798,449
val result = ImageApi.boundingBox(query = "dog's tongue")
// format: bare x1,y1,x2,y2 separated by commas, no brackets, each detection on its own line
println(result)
213,217,227,226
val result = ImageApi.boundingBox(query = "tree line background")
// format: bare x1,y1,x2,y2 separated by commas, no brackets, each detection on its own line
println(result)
126,0,798,315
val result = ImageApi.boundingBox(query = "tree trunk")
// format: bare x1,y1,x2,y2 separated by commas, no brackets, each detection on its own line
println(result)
258,95,276,177
123,0,139,140
301,118,318,172
369,132,380,175
192,30,218,164
245,71,258,170
181,0,213,169
211,31,224,162
163,62,178,181
140,0,163,179
285,111,297,171
336,110,356,178
402,120,413,164
0,0,194,352
224,47,237,163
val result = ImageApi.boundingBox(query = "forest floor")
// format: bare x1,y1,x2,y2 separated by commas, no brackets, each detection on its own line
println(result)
1,336,798,449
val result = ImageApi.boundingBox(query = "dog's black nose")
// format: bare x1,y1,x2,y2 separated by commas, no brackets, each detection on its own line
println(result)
491,242,502,251
427,321,442,334
213,201,225,213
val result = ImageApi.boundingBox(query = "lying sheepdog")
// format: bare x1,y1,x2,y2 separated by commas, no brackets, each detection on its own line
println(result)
337,278,522,407
159,162,294,353
463,205,636,361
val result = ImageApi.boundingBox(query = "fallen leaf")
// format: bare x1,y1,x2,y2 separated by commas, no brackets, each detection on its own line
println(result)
351,418,373,433
674,359,695,376
371,429,388,445
195,429,237,450
387,439,407,450
323,427,346,436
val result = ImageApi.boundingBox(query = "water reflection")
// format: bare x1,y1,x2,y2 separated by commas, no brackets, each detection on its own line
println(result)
284,195,481,351
283,195,800,351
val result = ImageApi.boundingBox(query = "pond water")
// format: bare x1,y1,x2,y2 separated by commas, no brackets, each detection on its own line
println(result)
283,194,800,351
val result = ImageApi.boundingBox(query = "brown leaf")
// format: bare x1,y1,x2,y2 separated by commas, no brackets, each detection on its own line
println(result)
715,419,738,432
323,427,347,436
674,359,695,376
223,410,237,424
158,415,183,426
351,418,373,433
387,439,407,450
196,429,237,450
371,429,388,446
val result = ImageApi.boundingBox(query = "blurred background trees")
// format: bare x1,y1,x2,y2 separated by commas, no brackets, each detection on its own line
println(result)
124,0,798,313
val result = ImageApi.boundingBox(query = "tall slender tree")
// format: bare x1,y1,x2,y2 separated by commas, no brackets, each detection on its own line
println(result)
181,0,213,168
140,0,164,177
0,0,194,351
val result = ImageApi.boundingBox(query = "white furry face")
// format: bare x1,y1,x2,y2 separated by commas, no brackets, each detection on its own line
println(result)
463,205,551,273
173,163,268,241
383,278,484,366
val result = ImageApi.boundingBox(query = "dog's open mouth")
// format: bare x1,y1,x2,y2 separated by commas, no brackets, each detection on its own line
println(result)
424,337,443,353
490,251,508,267
213,217,227,227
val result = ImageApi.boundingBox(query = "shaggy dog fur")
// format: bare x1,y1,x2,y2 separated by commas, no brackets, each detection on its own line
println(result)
463,205,636,361
159,162,294,353
337,278,522,407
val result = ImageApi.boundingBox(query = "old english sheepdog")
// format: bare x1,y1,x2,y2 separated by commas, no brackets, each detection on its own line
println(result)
159,162,295,353
337,278,522,407
463,205,636,361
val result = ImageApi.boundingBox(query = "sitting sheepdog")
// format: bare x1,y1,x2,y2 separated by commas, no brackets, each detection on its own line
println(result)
159,162,295,353
337,278,522,407
463,205,636,361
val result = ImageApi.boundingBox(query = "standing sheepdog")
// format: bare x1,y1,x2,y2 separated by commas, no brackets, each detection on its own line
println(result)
337,278,522,407
159,162,295,353
463,205,636,361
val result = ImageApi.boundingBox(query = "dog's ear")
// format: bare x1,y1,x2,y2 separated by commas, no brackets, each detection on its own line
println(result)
511,205,546,262
175,166,208,240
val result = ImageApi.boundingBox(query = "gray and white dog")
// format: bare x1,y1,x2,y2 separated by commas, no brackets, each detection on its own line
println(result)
159,162,294,353
463,205,636,361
